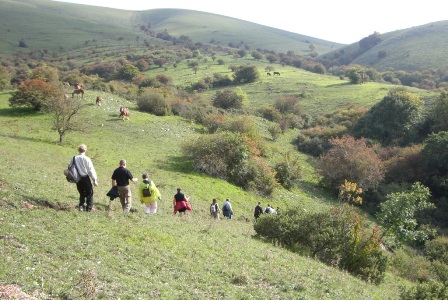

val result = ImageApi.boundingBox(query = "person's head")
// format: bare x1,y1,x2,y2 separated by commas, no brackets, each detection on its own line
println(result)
142,173,148,179
226,198,230,202
119,159,126,167
212,198,217,203
78,144,87,153
177,188,182,193
258,202,261,205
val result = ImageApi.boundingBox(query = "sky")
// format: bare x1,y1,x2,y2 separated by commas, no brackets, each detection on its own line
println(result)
54,0,447,44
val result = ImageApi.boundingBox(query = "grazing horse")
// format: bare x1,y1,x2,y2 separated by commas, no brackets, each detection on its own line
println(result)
72,89,84,98
96,96,102,106
267,72,271,76
273,71,281,76
119,107,129,120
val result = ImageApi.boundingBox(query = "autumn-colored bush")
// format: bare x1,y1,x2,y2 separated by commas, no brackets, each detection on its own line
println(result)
318,135,385,190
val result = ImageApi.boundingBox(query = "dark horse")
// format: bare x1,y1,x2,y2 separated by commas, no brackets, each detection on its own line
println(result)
72,89,84,98
273,71,281,76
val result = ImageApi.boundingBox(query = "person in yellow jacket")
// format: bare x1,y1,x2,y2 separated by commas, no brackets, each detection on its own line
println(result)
138,173,161,214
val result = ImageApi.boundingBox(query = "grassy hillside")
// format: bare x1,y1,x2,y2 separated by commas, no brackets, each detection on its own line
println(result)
318,21,448,71
352,21,448,71
135,8,341,55
0,0,341,58
0,91,413,299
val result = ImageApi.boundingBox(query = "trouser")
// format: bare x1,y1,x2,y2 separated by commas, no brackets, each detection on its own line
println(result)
145,201,157,214
76,176,93,211
117,185,132,212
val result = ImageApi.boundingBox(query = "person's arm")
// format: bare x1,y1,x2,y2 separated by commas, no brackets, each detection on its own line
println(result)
111,179,116,187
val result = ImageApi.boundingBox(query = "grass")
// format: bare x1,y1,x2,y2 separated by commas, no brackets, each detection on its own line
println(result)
0,90,414,299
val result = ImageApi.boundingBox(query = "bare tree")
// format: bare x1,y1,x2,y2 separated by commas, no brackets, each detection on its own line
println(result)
46,94,85,142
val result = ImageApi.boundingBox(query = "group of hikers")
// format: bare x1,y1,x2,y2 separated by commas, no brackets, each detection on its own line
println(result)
68,144,278,219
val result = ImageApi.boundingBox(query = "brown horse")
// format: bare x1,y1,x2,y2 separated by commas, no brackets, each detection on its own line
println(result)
72,89,84,98
96,96,102,106
119,107,129,120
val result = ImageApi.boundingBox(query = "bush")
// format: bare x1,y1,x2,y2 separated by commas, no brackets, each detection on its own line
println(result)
274,152,302,190
183,131,277,195
137,90,172,116
425,235,448,264
212,88,246,109
318,135,385,190
400,280,448,300
254,205,387,283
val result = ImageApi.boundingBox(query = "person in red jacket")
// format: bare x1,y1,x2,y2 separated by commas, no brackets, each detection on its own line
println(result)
173,188,191,215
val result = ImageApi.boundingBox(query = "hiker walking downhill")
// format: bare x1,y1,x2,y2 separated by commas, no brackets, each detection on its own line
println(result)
210,198,220,220
111,159,138,212
222,198,233,219
68,144,98,212
138,172,161,214
254,202,263,220
173,188,191,215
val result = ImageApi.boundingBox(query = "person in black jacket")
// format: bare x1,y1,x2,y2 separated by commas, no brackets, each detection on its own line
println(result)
254,202,263,219
111,159,137,212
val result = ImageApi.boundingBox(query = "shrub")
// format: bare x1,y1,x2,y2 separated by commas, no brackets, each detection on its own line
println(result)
274,152,302,190
400,280,448,300
254,205,387,283
424,235,448,264
212,88,246,109
318,135,385,190
137,89,172,116
9,79,61,111
183,131,277,195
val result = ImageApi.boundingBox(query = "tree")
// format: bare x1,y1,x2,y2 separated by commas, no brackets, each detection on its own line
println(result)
31,64,60,85
352,89,424,146
318,135,385,190
233,65,259,84
116,64,139,81
427,92,448,133
9,79,60,111
45,94,85,143
0,66,11,90
376,182,434,245
212,88,247,109
359,32,382,53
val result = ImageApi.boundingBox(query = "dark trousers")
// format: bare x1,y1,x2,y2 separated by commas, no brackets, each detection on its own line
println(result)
76,176,94,210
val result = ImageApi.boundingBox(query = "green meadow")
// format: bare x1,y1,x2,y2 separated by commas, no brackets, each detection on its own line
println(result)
0,86,412,299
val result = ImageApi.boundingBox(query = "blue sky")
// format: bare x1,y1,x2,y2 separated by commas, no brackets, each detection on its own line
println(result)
54,0,447,44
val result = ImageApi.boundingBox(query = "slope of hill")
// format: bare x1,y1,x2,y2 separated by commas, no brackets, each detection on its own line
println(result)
135,8,342,55
352,21,448,71
0,92,411,299
0,0,343,58
317,21,448,71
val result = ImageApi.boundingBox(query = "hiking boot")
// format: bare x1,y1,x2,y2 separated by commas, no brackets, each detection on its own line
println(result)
78,206,84,211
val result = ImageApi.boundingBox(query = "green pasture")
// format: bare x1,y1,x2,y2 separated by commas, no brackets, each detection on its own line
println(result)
0,90,413,299
144,54,436,117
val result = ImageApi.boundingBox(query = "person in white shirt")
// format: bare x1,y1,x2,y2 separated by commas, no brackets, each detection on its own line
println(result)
68,144,98,211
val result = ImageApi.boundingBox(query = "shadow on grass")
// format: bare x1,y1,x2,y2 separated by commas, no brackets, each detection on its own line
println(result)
0,106,40,118
0,133,57,145
158,155,194,173
326,82,352,88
